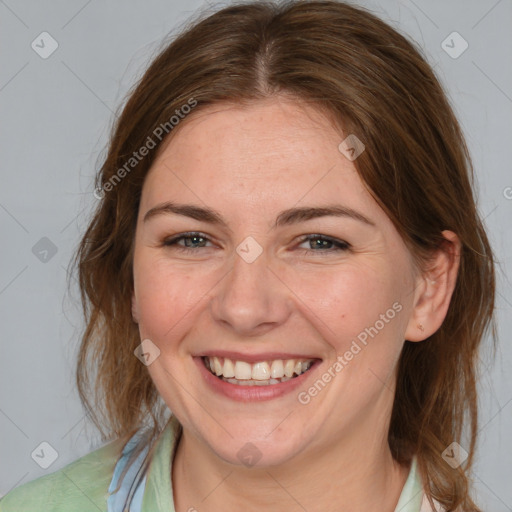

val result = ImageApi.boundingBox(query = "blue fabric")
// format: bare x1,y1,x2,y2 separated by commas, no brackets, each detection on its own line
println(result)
107,430,150,512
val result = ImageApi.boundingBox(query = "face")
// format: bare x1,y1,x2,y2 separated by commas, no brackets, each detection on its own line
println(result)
131,96,422,467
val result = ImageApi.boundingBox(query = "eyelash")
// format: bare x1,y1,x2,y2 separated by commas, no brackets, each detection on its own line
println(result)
162,232,351,255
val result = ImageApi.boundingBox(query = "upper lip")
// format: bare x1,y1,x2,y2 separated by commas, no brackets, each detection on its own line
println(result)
196,350,321,363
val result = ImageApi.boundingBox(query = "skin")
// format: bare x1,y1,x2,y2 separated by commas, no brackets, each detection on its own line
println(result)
131,96,460,512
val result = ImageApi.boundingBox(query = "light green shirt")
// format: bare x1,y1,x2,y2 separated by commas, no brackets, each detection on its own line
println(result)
1,416,432,511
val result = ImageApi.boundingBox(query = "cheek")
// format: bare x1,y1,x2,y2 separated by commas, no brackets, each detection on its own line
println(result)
293,262,402,346
134,257,210,342
292,263,409,398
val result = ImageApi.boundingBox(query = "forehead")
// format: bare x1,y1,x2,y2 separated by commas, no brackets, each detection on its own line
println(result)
140,97,381,224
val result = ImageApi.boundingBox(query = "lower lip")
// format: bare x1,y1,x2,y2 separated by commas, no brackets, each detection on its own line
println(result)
194,357,321,402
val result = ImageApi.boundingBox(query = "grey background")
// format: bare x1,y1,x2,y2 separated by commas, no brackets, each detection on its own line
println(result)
1,0,511,509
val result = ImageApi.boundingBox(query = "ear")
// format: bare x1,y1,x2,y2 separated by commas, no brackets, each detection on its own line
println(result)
404,230,461,342
131,292,139,324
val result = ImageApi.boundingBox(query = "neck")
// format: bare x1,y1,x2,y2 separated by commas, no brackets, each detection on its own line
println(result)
171,418,410,512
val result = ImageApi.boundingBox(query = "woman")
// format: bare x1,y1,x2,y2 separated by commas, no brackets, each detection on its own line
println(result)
0,1,495,511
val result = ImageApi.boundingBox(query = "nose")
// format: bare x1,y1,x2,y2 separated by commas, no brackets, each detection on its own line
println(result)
209,247,292,336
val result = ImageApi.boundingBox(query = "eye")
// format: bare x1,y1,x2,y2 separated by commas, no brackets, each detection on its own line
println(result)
162,232,213,253
161,232,350,255
296,234,350,254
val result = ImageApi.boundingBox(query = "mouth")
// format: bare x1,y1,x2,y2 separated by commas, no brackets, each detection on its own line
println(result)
202,355,316,386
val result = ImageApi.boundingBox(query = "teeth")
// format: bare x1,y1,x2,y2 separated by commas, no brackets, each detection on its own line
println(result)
225,377,293,386
213,356,223,376
234,361,252,380
252,362,271,380
270,360,284,378
301,361,311,373
284,359,295,378
223,358,235,378
203,356,315,383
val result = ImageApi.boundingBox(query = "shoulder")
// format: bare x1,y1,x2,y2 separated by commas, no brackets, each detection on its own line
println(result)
0,437,125,512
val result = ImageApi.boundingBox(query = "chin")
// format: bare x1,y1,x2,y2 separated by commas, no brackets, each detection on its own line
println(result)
188,416,314,469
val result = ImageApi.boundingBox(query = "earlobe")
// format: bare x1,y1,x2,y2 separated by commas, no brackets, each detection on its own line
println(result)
131,293,139,324
404,230,461,342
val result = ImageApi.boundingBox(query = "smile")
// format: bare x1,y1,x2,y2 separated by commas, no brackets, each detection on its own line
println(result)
202,356,315,386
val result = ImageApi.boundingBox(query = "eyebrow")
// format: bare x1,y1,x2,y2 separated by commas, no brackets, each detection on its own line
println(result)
143,201,375,228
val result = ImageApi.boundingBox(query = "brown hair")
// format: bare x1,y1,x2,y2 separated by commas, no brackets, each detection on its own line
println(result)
72,1,496,510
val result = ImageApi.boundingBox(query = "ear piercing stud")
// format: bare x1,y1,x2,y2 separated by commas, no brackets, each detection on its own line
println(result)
417,323,425,332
